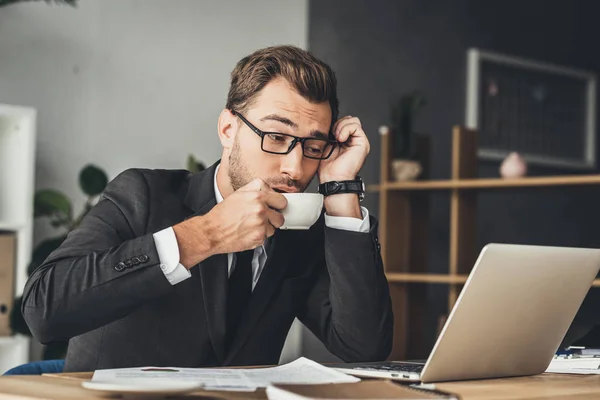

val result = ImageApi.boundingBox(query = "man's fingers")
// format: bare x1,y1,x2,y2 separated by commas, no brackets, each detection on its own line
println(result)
264,192,288,211
333,115,354,133
266,208,285,229
335,122,362,142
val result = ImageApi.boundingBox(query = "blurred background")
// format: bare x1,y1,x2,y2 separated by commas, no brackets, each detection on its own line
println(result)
2,0,600,372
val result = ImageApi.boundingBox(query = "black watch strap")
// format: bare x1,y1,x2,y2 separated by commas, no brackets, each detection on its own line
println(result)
318,176,365,201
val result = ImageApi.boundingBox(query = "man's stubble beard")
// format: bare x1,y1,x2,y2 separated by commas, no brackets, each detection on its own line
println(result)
227,135,308,192
228,135,254,191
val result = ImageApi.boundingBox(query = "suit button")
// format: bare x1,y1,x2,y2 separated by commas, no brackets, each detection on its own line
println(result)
131,256,140,265
139,255,149,263
114,262,126,272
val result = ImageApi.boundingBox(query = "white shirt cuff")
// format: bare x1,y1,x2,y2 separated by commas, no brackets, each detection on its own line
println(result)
324,206,370,233
153,227,191,285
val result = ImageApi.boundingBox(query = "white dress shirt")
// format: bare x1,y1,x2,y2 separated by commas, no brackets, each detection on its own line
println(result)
152,166,371,288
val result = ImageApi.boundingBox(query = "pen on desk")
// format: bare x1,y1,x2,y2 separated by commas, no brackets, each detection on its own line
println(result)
141,368,180,372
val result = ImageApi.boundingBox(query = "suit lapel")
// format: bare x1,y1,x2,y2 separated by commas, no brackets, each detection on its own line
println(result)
224,229,297,365
184,161,230,364
197,253,228,363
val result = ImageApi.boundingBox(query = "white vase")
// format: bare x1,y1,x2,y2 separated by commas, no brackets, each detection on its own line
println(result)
391,159,422,181
500,152,527,178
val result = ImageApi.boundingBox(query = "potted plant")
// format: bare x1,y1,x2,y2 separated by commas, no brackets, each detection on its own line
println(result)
186,154,206,174
389,91,427,181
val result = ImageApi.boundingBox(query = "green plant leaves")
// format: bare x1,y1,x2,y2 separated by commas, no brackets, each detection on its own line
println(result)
187,154,206,174
79,165,108,197
34,189,72,220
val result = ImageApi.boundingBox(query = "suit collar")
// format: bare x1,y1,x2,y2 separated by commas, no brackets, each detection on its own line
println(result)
184,160,220,215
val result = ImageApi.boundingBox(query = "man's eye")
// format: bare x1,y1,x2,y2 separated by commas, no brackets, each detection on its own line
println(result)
267,134,287,142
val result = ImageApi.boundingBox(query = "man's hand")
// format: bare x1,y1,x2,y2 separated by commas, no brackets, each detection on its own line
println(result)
172,179,287,268
318,116,370,183
318,116,369,218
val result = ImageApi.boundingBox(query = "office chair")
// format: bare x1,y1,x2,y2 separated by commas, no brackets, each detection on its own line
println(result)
3,359,65,375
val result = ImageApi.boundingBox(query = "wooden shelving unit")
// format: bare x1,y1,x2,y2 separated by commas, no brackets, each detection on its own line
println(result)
369,174,600,191
374,125,600,361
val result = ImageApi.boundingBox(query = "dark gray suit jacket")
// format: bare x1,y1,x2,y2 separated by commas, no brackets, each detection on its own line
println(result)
22,162,393,372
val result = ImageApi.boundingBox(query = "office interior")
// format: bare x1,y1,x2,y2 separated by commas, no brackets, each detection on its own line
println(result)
2,0,600,377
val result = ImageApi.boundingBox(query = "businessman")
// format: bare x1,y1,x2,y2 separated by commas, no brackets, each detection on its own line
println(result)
22,45,393,372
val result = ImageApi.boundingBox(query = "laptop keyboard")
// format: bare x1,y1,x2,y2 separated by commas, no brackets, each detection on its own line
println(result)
355,363,424,373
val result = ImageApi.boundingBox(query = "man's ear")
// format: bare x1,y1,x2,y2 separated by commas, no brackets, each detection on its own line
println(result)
218,109,238,150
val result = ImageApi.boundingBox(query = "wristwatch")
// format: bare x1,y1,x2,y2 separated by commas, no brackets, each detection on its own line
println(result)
318,176,365,202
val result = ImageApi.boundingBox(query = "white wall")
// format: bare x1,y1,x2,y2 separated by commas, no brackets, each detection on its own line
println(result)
0,0,307,363
0,0,307,212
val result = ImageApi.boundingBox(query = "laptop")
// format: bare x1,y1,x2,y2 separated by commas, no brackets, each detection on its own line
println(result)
331,243,600,383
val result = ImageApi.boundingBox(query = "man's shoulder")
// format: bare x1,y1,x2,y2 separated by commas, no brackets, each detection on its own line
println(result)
111,168,192,187
136,168,192,186
103,168,196,202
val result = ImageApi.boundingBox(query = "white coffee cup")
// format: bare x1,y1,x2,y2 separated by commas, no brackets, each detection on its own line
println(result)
280,193,324,230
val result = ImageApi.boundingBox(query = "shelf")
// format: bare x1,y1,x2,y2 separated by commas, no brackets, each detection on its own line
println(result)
386,273,468,284
387,274,600,288
0,335,28,346
376,127,600,360
369,174,600,192
0,222,25,231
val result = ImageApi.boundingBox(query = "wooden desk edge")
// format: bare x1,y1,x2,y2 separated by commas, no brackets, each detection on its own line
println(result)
2,371,600,400
43,372,91,380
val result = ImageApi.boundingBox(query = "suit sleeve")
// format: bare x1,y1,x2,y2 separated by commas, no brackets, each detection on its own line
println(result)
22,169,173,344
297,216,394,362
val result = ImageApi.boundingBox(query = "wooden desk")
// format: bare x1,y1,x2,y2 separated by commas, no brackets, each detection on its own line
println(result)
1,372,600,399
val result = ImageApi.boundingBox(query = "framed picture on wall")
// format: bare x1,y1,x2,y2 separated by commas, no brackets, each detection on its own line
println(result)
465,48,597,170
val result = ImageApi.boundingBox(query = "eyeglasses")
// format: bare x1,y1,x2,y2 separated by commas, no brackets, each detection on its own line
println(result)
231,110,336,160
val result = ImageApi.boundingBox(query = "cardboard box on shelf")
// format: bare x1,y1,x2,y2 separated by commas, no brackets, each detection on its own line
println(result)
0,232,16,336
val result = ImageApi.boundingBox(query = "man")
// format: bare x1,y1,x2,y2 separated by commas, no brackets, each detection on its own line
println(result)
22,45,393,372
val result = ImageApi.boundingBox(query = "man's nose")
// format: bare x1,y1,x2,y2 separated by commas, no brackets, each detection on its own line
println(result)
280,143,304,180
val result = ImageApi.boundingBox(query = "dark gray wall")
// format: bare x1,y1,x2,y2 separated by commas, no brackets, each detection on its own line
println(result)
304,0,600,360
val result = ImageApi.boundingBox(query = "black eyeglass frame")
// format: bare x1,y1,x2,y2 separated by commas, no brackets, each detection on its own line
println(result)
231,110,337,160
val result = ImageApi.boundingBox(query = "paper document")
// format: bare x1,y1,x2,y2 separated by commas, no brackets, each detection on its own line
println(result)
266,381,459,399
92,357,359,391
546,357,600,374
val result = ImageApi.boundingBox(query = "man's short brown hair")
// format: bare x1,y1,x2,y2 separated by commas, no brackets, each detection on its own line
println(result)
226,45,339,130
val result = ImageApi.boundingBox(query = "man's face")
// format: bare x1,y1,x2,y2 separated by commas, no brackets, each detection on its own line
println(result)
227,77,332,193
